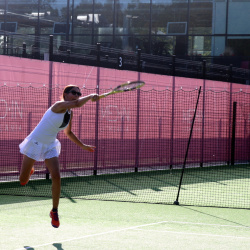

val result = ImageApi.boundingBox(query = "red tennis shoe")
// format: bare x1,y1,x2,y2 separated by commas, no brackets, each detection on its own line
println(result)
20,167,35,186
50,210,60,228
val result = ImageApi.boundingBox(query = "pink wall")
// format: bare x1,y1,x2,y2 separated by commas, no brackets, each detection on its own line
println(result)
0,56,249,174
1,55,249,92
0,56,49,87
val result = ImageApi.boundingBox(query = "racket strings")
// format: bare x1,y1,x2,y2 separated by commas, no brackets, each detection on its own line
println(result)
116,81,144,92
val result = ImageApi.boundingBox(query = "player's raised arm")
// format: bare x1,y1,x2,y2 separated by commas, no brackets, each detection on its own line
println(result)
52,91,99,113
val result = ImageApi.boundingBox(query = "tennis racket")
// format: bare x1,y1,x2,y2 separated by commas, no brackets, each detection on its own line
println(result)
94,80,145,101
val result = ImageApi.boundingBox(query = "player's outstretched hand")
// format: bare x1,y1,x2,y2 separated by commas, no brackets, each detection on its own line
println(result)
91,94,100,102
82,144,96,152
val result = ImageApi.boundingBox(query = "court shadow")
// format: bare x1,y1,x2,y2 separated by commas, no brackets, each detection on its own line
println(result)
0,193,51,206
182,206,250,228
1,164,249,208
53,243,64,250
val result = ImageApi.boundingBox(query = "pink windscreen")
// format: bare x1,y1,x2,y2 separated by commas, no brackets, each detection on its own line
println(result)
0,56,249,179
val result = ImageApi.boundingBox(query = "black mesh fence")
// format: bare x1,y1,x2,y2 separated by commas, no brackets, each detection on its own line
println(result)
0,85,249,208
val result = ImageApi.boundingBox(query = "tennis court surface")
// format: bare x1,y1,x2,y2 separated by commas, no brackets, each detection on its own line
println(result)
1,196,250,250
1,75,250,249
1,164,250,250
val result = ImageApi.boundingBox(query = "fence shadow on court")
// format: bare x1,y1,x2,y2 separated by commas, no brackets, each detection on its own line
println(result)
0,164,249,208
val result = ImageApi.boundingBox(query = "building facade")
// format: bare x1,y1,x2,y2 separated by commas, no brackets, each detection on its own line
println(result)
0,0,250,60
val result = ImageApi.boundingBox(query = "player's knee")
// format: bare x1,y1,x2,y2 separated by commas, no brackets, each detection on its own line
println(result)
51,172,61,181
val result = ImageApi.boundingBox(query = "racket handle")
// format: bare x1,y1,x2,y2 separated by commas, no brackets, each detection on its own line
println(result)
91,93,109,102
98,93,108,99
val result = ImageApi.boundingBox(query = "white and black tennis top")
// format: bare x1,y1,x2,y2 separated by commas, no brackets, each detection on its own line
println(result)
27,107,71,144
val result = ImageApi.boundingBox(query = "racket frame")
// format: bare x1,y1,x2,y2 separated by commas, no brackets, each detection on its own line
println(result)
99,80,145,99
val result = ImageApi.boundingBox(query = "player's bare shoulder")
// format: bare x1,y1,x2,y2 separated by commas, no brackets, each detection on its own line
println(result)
51,101,68,113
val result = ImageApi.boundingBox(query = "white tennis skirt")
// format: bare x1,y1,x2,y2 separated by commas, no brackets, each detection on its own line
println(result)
19,137,61,162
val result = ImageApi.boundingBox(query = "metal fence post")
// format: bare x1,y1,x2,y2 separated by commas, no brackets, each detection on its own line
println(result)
137,48,141,72
170,55,176,169
49,35,53,62
94,43,101,175
96,42,100,65
227,64,233,165
66,49,71,63
135,85,141,173
22,42,27,58
46,35,54,179
135,48,142,172
159,117,162,162
231,102,237,165
200,60,206,167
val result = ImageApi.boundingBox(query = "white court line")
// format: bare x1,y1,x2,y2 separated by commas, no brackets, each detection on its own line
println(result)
15,220,250,250
163,220,250,229
15,221,167,250
134,229,250,240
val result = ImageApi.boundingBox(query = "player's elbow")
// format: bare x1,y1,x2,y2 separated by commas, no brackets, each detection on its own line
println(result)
64,129,71,137
74,99,81,108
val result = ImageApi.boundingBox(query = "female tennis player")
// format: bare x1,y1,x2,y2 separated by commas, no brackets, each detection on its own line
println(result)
19,85,99,228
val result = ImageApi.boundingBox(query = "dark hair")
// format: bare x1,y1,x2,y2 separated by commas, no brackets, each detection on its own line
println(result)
62,85,80,100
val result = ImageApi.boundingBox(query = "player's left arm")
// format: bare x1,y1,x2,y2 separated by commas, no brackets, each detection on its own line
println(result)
64,111,95,152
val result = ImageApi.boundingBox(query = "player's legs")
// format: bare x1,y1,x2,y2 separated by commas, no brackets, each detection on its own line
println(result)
45,156,61,228
19,155,36,185
45,157,61,209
